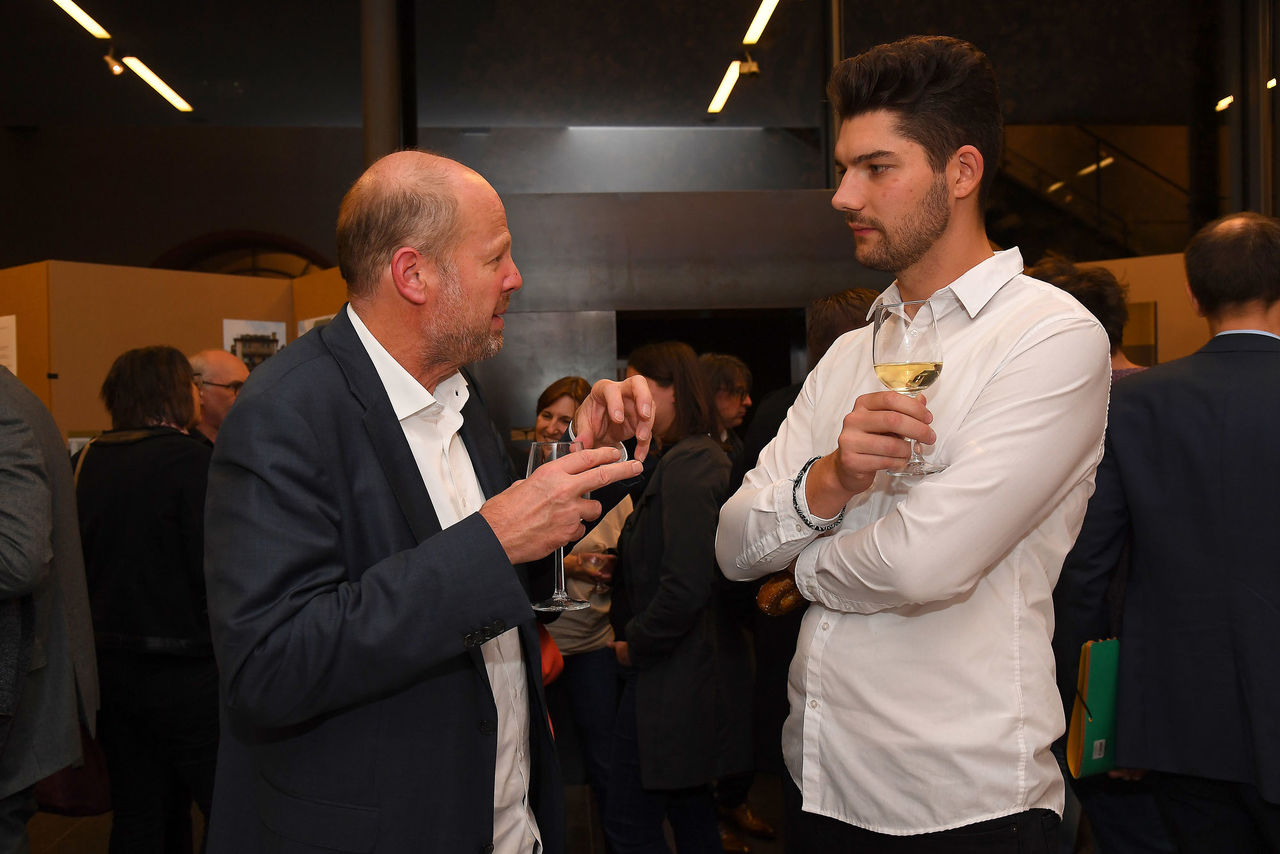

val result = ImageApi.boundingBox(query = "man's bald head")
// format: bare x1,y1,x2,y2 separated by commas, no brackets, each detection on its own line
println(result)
336,150,475,300
190,349,250,442
1185,211,1280,318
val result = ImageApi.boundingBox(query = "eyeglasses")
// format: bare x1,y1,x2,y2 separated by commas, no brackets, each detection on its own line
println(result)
198,379,243,395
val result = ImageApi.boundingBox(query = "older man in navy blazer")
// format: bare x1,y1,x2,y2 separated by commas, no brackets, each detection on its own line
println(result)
1055,212,1280,852
204,151,652,854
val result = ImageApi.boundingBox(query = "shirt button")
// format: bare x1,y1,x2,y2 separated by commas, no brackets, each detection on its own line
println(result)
794,524,804,534
821,622,830,631
809,699,818,710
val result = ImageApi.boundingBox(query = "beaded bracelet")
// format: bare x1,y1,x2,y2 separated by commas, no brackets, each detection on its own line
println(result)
792,456,845,533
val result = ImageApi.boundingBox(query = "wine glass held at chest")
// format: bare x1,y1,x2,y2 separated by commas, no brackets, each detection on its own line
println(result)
527,441,593,612
872,300,948,476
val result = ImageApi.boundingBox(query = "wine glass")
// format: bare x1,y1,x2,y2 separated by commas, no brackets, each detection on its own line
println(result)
527,441,592,613
872,299,947,476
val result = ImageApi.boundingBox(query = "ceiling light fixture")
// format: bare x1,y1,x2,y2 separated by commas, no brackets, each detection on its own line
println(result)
1046,181,1065,193
743,0,781,45
1269,78,1277,89
49,0,111,38
1076,156,1115,177
1216,95,1234,112
708,61,741,113
103,50,124,75
122,56,193,112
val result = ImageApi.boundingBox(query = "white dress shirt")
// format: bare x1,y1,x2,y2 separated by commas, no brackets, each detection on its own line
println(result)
348,306,540,854
715,249,1111,835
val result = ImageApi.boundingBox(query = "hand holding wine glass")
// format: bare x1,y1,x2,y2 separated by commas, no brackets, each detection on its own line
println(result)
526,441,593,612
872,300,948,476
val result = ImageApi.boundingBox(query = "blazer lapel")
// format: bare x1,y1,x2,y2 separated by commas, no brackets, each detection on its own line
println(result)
321,306,442,543
458,370,512,501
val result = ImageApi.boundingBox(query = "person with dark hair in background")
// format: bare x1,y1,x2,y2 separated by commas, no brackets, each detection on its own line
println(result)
698,354,753,464
0,367,99,854
1055,212,1280,854
1027,255,1173,854
606,341,752,854
75,345,219,853
718,35,1110,853
202,150,653,854
1027,255,1145,378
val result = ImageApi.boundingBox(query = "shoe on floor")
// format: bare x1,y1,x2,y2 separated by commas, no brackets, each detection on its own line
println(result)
724,803,776,839
718,821,750,853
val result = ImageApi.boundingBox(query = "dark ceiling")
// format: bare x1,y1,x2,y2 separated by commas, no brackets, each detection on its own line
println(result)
5,0,1199,131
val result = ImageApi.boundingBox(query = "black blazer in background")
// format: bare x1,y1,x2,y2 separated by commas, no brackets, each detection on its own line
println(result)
1054,332,1280,803
203,306,564,854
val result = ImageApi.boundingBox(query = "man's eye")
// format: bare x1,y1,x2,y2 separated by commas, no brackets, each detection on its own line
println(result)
868,164,889,175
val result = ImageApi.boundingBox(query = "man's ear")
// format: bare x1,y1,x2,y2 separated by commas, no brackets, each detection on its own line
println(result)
390,246,433,306
1184,279,1205,317
952,145,985,201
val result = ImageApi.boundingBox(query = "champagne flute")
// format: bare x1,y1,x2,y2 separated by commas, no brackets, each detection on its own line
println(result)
872,299,947,476
527,441,592,613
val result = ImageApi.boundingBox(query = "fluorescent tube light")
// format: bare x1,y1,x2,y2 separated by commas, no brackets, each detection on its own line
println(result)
708,61,741,113
1076,156,1115,177
122,56,193,112
743,0,781,45
49,0,111,38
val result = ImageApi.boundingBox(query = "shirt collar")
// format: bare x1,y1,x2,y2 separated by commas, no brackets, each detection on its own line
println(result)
1215,329,1280,341
346,304,469,421
868,248,1026,320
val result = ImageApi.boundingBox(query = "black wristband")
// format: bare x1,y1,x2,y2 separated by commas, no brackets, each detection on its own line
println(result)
792,456,845,533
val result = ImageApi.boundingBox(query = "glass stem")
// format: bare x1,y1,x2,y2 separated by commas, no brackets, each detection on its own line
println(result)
552,546,567,600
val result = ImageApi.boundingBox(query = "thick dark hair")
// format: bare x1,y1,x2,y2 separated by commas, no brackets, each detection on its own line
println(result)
336,151,462,299
1185,212,1280,316
698,353,752,396
807,288,879,368
536,376,591,414
627,341,716,443
1026,255,1129,354
827,35,1003,207
100,346,196,431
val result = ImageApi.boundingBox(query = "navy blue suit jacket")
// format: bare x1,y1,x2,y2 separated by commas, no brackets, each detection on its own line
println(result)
204,307,563,853
1054,332,1280,803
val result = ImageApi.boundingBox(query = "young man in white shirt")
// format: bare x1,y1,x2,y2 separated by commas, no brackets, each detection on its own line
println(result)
715,35,1111,853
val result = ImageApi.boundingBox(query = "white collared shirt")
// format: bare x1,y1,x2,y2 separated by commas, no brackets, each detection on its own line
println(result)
348,305,540,854
716,249,1111,835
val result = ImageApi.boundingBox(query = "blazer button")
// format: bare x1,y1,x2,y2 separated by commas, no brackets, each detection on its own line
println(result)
478,719,496,734
462,632,476,648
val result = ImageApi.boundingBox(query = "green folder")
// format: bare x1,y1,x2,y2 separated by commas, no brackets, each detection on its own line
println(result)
1066,638,1119,778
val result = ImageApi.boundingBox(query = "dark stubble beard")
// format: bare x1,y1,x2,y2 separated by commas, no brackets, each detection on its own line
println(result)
853,173,951,274
423,261,505,369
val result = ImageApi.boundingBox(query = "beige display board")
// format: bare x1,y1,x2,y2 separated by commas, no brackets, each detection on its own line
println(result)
0,261,292,436
1089,253,1208,364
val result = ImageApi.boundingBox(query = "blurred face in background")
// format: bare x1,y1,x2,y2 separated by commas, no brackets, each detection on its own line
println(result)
714,374,752,430
534,394,576,443
625,365,676,441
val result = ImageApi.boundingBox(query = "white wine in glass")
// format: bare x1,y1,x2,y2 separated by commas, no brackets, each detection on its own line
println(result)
872,300,948,476
527,441,592,613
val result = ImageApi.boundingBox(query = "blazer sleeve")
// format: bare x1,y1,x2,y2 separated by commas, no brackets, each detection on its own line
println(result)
625,442,729,667
205,396,536,730
0,406,52,597
1052,425,1130,713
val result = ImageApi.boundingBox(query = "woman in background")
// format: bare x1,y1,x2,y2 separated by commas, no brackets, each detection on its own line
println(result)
76,346,219,853
605,341,751,854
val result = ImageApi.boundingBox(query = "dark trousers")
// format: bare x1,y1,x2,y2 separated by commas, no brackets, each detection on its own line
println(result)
1070,774,1174,854
783,774,1059,853
603,671,720,854
1148,772,1280,854
558,647,620,814
0,785,36,854
97,650,219,854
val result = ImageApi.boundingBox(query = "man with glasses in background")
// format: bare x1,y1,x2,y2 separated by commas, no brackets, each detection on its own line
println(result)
189,349,249,446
